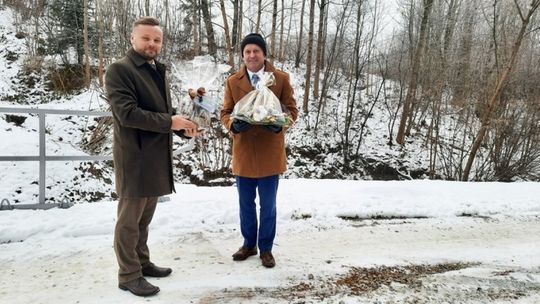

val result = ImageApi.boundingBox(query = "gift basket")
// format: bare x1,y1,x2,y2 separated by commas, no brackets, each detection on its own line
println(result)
186,86,216,130
231,72,292,126
171,56,231,154
172,55,230,130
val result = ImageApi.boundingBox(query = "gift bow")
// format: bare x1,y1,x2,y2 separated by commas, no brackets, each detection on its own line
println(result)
254,72,276,90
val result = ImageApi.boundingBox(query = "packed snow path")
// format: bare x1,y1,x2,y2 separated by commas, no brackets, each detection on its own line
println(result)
1,180,539,303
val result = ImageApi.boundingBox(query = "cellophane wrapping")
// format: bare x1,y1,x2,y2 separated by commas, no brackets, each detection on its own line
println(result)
231,72,292,126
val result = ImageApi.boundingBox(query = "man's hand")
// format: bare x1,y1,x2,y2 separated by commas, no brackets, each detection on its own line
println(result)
174,129,203,138
171,115,197,131
231,119,252,134
264,124,282,133
184,128,204,138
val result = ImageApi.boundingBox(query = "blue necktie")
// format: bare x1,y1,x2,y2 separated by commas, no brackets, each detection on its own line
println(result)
251,74,260,88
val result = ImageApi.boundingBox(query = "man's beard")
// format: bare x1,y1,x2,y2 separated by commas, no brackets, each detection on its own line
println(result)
135,47,159,60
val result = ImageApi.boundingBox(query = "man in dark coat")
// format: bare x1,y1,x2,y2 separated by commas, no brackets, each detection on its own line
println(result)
105,17,200,297
220,33,298,268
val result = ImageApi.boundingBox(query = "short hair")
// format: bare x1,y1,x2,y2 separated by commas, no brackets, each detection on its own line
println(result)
132,17,160,30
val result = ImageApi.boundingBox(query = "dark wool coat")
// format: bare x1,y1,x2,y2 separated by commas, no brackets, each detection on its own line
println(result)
220,61,298,178
105,48,175,198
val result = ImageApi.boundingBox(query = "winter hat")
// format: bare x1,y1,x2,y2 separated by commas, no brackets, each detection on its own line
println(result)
241,33,267,57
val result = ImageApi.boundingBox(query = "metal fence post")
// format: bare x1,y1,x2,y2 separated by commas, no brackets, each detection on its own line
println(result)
39,112,46,205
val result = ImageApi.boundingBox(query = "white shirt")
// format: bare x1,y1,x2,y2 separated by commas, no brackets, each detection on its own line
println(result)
247,66,265,87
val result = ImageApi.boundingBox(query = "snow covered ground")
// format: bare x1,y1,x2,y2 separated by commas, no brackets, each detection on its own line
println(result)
1,5,540,304
1,179,540,303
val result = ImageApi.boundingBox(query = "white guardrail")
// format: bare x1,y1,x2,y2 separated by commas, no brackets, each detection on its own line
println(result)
0,107,113,210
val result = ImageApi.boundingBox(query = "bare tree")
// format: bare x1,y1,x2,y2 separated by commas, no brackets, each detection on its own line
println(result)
396,0,434,145
269,0,278,60
313,0,328,99
83,0,91,87
193,0,201,56
231,0,240,51
255,0,262,32
96,0,105,87
425,0,460,178
231,0,243,56
295,0,306,67
450,1,476,108
381,36,405,147
302,0,316,114
462,0,540,180
314,0,352,131
277,0,285,61
342,0,365,163
200,0,217,55
282,0,295,61
220,0,235,66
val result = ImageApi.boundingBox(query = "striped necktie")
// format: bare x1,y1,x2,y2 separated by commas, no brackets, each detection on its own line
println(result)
251,73,260,88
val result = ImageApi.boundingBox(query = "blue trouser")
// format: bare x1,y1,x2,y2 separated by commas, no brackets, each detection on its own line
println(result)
235,175,279,252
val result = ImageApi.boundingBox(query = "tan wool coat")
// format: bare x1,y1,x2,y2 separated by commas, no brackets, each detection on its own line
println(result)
105,48,175,198
220,61,298,178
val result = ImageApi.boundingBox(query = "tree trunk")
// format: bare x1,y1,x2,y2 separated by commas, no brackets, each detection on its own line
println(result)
200,0,217,55
313,0,327,99
295,0,306,68
96,0,105,87
343,0,364,163
462,0,540,180
162,0,169,58
283,0,295,61
396,0,434,145
193,0,201,56
450,1,476,108
278,0,285,61
220,0,235,66
232,0,240,54
314,0,350,131
255,0,262,32
270,0,278,60
237,0,243,55
83,0,91,87
302,0,316,113
428,0,459,178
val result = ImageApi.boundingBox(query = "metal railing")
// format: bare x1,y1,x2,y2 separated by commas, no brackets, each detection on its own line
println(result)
0,107,113,210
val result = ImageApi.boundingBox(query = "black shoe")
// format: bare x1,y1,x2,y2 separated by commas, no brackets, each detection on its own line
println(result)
118,277,160,296
232,246,258,261
142,263,172,277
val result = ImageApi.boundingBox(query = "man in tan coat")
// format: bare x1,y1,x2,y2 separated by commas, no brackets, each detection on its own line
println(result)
106,17,200,296
221,33,298,268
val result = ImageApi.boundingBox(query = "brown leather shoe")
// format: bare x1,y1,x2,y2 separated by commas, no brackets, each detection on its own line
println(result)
142,263,172,277
260,251,275,268
118,277,160,296
232,246,257,261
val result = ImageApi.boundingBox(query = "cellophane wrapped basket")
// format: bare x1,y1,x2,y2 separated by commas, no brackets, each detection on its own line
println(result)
231,72,292,126
172,56,230,129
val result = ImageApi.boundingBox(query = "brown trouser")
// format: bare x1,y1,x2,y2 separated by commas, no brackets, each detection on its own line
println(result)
114,197,158,283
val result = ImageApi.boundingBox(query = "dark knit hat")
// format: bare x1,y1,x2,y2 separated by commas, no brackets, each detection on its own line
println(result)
241,33,267,57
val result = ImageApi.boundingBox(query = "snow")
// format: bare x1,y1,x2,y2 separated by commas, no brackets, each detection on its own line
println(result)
1,180,540,303
0,8,25,97
1,5,540,303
